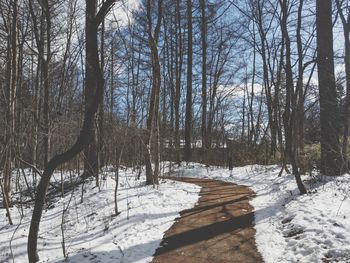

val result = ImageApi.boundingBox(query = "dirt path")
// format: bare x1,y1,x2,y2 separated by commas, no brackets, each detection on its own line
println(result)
152,177,263,263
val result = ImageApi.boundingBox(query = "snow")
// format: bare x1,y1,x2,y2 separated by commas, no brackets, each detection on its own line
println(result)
167,163,350,263
2,162,350,263
0,167,200,263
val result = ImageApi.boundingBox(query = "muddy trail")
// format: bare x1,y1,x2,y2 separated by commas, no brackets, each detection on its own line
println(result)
152,177,263,263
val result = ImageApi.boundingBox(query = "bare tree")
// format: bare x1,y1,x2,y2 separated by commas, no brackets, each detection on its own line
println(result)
3,0,19,208
279,0,306,194
144,0,163,185
27,0,117,261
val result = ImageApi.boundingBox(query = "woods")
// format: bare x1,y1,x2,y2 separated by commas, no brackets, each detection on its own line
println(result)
1,0,350,262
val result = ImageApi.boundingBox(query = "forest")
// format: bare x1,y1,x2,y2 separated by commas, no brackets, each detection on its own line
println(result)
1,0,350,262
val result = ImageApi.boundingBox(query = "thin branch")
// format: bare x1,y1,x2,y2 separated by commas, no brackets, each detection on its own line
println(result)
96,0,118,26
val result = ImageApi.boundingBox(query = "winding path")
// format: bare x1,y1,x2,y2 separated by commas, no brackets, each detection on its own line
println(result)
152,177,263,263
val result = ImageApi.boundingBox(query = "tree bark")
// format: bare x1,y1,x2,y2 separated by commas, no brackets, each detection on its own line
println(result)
184,0,193,162
316,0,341,176
174,0,182,164
200,0,207,148
42,0,51,167
83,1,100,184
145,0,162,185
4,0,19,208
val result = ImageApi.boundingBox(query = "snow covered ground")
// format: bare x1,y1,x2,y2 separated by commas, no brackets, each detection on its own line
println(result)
0,167,200,263
168,163,350,263
1,163,350,263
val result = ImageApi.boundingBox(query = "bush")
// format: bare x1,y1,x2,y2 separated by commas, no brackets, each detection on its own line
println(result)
299,143,321,175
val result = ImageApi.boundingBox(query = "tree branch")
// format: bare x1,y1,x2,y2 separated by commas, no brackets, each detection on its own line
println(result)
96,0,117,26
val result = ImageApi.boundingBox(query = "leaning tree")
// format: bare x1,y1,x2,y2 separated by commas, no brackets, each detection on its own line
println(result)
27,0,117,262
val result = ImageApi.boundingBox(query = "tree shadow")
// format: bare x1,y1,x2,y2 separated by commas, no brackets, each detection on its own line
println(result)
154,212,255,256
51,212,256,263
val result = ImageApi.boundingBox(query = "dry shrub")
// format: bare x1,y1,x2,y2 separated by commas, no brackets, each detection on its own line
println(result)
299,144,321,175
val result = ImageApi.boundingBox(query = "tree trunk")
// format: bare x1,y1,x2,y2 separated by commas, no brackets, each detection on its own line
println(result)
279,0,306,194
144,0,162,185
42,0,51,167
27,1,116,261
200,0,207,148
83,1,100,184
4,0,19,208
316,0,341,176
174,0,182,164
184,0,193,162
98,8,105,170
